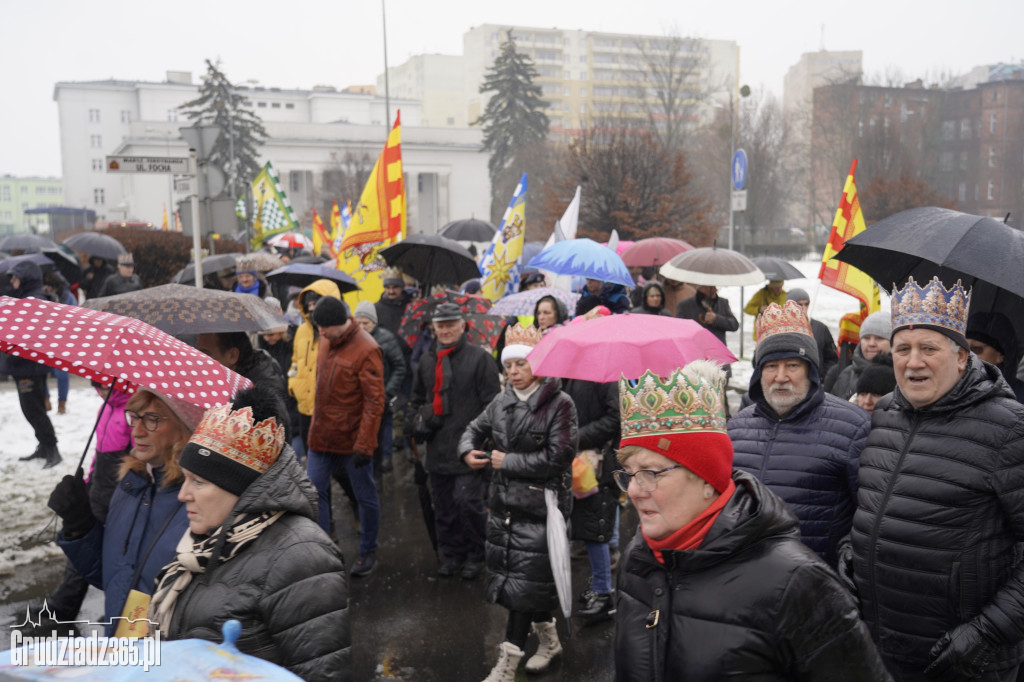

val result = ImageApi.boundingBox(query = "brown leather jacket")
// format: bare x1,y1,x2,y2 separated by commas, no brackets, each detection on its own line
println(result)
308,322,385,457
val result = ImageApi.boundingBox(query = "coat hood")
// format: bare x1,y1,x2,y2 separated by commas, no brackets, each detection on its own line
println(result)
532,294,569,327
748,353,824,421
231,445,319,522
297,279,342,324
9,260,44,296
638,281,667,313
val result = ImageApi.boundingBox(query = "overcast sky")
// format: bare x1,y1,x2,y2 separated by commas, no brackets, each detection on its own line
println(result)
5,0,1021,177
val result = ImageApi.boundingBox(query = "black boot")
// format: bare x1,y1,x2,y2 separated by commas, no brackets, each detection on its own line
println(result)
41,444,62,470
578,592,616,626
19,446,44,462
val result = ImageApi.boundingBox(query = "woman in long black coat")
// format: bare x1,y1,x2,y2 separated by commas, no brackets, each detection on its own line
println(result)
459,323,578,682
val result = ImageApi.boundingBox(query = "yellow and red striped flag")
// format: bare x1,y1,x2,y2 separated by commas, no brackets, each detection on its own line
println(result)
818,159,881,319
311,209,336,258
337,112,406,308
330,201,342,242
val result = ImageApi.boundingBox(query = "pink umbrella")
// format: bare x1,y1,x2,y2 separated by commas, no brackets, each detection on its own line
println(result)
620,237,694,267
528,313,737,382
0,296,251,409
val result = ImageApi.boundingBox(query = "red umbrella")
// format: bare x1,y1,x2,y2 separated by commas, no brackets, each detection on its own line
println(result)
528,313,737,382
0,296,251,409
620,237,694,268
398,290,493,348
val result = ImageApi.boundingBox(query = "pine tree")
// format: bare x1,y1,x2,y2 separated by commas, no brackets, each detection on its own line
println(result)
179,60,268,197
475,31,550,217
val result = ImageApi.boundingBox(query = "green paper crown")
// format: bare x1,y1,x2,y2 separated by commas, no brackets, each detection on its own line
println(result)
619,361,727,441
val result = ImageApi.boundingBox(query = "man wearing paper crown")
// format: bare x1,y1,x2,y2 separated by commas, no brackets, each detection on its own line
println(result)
459,322,578,682
613,360,889,681
844,276,1024,681
728,300,870,569
150,385,350,682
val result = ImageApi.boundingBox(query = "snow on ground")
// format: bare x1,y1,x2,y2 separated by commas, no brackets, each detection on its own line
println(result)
0,256,883,574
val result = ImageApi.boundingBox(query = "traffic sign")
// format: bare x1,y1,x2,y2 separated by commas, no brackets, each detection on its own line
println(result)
107,156,193,174
732,149,748,190
174,177,193,194
731,190,747,212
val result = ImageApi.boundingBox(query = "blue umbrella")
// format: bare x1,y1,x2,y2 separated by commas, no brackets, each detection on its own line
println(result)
265,262,360,293
529,238,634,288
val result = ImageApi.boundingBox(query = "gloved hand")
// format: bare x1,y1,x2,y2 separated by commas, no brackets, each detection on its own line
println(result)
835,541,857,598
353,452,371,469
47,468,95,538
924,616,1000,679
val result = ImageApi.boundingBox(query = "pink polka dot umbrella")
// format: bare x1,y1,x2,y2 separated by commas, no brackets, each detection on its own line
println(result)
0,295,252,409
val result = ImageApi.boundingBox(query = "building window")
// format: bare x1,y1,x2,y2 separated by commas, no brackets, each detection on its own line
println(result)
285,103,295,109
271,102,281,108
290,172,301,192
1,186,9,201
90,135,102,148
564,70,571,79
580,87,587,97
960,151,968,170
579,55,587,63
447,117,455,125
21,186,27,194
167,109,178,122
884,94,892,107
942,120,955,141
580,103,587,114
93,188,105,205
257,102,267,108
120,110,132,123
858,120,864,138
990,113,998,134
88,109,100,122
960,119,971,139
564,87,571,96
939,152,954,172
883,117,890,135
91,159,103,171
958,182,967,202
579,71,587,79
987,180,995,200
989,147,997,168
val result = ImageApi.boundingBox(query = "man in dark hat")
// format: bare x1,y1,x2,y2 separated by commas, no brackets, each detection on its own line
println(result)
306,296,386,578
729,300,869,569
374,267,412,335
845,276,1024,680
96,252,142,297
408,302,500,579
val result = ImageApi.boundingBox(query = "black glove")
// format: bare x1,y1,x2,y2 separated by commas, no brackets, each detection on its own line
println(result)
924,616,1000,679
835,541,857,598
47,468,95,538
353,452,371,469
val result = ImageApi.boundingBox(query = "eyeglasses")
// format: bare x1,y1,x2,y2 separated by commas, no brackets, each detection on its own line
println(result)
125,410,167,432
612,465,683,493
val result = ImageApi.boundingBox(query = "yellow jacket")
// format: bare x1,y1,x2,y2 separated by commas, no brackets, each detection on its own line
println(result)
743,286,787,317
288,279,342,416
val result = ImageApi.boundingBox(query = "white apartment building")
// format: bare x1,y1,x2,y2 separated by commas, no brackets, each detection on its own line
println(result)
54,72,489,235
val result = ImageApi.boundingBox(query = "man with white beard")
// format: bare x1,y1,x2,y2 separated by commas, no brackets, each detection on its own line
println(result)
728,300,870,569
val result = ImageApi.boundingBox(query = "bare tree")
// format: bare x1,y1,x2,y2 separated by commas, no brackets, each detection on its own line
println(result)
314,150,375,216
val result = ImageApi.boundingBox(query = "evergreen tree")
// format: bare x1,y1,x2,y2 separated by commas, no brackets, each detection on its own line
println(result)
475,31,550,218
179,60,268,197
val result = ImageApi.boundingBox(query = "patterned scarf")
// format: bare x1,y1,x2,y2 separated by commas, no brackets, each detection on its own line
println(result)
149,510,283,633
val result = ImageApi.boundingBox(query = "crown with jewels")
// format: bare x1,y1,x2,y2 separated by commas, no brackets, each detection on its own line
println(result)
504,322,543,348
755,300,813,344
235,257,258,274
189,403,286,476
892,276,970,338
619,361,727,443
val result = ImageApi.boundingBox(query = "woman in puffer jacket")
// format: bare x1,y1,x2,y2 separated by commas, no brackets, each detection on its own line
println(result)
150,385,349,682
459,323,578,682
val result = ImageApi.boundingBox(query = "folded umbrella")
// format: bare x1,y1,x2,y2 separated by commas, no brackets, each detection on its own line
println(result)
82,283,288,334
529,313,737,382
659,246,764,287
545,489,573,635
62,231,127,260
529,238,634,288
266,263,360,293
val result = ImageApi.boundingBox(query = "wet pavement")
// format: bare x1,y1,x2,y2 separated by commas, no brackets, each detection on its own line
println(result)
1,441,635,680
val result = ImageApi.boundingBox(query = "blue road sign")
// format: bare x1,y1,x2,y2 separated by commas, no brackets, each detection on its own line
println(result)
732,149,748,190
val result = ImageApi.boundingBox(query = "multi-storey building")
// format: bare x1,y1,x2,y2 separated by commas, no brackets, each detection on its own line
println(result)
53,72,489,234
810,65,1024,225
376,55,467,128
0,175,64,236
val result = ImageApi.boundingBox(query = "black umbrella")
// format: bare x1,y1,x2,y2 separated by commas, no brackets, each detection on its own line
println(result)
439,218,498,242
82,283,287,334
0,234,58,252
751,256,804,281
40,247,83,285
834,207,1024,332
172,253,243,284
62,232,127,260
410,439,439,557
379,233,480,285
289,254,329,265
0,252,54,275
266,263,360,293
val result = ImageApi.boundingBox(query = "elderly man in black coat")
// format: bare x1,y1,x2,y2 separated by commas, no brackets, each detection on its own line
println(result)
843,276,1024,681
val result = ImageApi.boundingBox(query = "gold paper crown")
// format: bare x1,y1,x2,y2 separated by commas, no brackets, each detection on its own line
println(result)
236,257,258,274
619,361,727,441
504,322,543,348
892,276,970,337
189,403,286,475
755,300,813,344
382,267,404,281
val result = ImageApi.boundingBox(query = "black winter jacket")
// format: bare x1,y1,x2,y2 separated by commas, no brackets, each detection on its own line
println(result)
96,273,142,297
810,318,839,378
729,362,869,567
851,356,1024,677
4,261,53,377
563,379,620,543
828,345,870,400
165,446,350,682
459,377,578,613
374,291,411,335
615,471,891,682
675,292,739,345
369,325,407,400
410,334,500,475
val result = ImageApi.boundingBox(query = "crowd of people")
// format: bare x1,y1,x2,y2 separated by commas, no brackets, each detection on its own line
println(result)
6,237,1024,682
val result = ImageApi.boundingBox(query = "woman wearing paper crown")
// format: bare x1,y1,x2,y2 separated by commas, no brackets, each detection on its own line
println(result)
458,322,579,682
150,385,350,682
613,361,890,681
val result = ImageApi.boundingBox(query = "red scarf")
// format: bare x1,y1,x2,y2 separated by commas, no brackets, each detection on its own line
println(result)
432,346,457,416
644,479,736,563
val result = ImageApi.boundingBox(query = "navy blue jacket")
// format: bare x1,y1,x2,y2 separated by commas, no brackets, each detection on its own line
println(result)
728,360,870,568
59,466,188,634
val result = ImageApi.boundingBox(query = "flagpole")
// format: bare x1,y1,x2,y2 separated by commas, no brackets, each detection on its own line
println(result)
382,0,391,132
